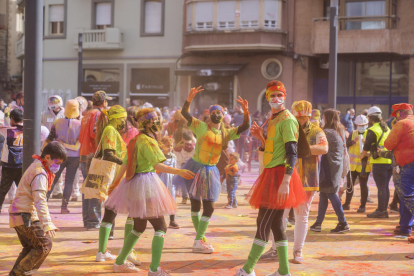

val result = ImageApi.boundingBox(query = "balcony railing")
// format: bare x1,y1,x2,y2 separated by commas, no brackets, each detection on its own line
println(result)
312,15,398,30
15,36,24,59
74,28,124,51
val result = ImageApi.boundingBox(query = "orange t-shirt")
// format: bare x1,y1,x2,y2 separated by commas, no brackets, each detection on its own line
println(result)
79,108,101,161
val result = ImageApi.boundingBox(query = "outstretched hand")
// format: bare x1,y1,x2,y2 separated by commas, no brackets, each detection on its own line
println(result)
178,169,196,180
235,96,249,113
188,86,204,101
251,121,265,145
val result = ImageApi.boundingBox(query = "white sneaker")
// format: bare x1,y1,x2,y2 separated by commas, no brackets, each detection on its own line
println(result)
95,251,116,262
192,239,214,254
265,270,291,276
235,268,256,276
113,261,140,273
118,248,141,266
148,267,170,276
259,248,278,260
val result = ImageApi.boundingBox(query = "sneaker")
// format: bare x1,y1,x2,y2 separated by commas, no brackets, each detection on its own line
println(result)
235,268,256,276
192,239,214,254
292,250,304,264
394,230,411,237
342,204,350,211
52,193,63,199
357,206,366,213
117,248,141,266
367,210,389,218
61,207,70,214
24,269,38,275
266,270,291,276
389,205,399,213
331,222,350,233
181,198,188,204
366,197,375,204
224,205,233,209
148,267,170,276
87,225,100,231
169,221,180,229
96,251,116,262
70,197,78,202
310,222,322,232
113,261,140,273
108,235,114,240
259,248,278,260
232,203,238,208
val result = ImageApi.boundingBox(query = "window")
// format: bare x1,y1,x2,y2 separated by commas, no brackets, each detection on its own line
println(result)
95,2,112,29
49,4,64,35
217,1,236,29
345,1,386,30
195,1,213,30
240,0,259,28
261,58,282,80
187,3,193,31
141,0,165,36
264,0,278,29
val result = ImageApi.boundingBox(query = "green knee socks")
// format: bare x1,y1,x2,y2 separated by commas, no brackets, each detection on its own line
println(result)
191,211,201,232
98,222,112,253
115,230,142,265
124,217,134,239
275,240,289,275
195,216,210,240
242,238,267,274
150,231,166,272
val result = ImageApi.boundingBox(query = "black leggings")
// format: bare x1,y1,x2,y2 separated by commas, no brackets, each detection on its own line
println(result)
345,171,370,207
255,208,286,242
102,208,167,233
190,199,215,218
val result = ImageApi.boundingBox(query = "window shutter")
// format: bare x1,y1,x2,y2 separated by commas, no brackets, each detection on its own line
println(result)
264,0,278,28
240,0,259,28
195,2,213,29
145,1,162,33
49,5,64,22
217,1,236,29
187,3,193,30
96,2,111,26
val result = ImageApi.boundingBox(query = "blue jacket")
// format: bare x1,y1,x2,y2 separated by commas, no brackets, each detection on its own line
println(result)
341,113,354,134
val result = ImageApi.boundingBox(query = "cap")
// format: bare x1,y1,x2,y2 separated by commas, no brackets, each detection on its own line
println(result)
354,115,369,126
367,106,382,116
92,90,112,105
64,99,80,119
291,101,312,117
266,80,286,101
391,103,413,117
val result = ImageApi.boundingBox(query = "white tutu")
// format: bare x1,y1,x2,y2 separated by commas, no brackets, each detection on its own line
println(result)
104,172,177,219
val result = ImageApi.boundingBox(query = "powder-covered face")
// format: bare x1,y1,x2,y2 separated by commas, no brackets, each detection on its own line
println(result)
112,117,127,131
268,91,285,110
296,116,310,127
210,109,224,124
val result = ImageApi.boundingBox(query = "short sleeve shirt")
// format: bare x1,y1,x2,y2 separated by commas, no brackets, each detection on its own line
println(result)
101,125,127,159
263,110,299,168
123,134,166,173
189,118,240,166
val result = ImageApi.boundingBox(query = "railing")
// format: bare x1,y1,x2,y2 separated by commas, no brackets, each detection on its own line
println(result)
82,30,107,43
313,15,399,30
74,28,124,50
15,36,24,59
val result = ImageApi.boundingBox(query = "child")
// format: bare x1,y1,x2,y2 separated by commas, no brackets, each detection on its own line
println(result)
222,152,241,209
8,141,67,276
159,136,179,229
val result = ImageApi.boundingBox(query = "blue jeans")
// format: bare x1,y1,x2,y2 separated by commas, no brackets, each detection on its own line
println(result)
80,162,102,228
372,164,393,212
316,192,346,224
46,157,79,208
399,199,413,234
226,177,239,206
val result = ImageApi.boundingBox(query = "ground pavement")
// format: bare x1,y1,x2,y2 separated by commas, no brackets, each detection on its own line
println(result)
0,163,413,276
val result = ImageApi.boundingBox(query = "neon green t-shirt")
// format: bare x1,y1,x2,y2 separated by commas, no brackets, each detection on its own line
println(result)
189,118,240,166
263,110,299,168
122,134,166,173
101,125,127,159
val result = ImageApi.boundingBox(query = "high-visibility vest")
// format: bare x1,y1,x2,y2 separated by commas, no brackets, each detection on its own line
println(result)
349,130,372,172
369,123,391,165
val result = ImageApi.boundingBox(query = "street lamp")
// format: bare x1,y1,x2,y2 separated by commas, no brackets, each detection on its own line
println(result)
328,0,339,109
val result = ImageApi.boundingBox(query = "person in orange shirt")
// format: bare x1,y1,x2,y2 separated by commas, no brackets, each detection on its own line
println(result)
222,152,241,209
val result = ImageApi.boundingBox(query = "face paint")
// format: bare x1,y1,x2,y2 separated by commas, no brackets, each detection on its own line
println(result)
49,164,60,174
116,118,126,131
269,96,285,109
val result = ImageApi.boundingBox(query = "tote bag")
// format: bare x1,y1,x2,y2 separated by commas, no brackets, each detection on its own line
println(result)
81,140,118,201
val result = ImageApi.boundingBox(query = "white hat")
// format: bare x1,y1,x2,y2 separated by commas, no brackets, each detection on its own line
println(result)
354,115,368,126
367,106,382,116
48,95,63,110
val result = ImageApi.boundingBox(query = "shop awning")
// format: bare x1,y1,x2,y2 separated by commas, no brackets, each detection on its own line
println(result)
175,64,246,76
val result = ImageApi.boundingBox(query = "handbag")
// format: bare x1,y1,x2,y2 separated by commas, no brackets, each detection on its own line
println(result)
340,132,351,178
80,139,119,201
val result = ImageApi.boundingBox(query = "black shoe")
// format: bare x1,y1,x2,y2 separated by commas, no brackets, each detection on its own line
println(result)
169,221,180,229
61,207,70,214
310,222,322,232
367,210,389,218
331,222,350,233
394,229,411,237
342,204,350,210
389,205,399,213
357,206,366,213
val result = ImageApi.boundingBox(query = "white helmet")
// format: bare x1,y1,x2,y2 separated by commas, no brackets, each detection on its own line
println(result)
48,95,63,111
75,96,88,112
354,115,369,126
367,106,382,116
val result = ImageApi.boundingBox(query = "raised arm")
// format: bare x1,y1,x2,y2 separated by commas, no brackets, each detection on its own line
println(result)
235,96,250,135
182,86,204,124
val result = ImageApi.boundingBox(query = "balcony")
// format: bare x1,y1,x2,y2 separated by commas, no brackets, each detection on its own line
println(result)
74,28,124,51
184,30,287,53
15,36,24,59
311,16,414,55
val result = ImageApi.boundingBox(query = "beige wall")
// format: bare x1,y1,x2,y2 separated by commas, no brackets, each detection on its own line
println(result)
6,0,21,78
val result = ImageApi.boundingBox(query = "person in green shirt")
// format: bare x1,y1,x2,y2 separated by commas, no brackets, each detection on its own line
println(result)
103,108,195,275
177,86,250,255
236,81,307,276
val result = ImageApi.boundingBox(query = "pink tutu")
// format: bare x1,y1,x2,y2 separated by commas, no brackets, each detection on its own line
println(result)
104,172,177,219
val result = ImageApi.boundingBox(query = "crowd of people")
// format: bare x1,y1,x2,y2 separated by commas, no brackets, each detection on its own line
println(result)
2,79,414,276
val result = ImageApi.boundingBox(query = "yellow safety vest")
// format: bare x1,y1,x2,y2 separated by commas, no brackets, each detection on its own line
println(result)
369,123,391,164
349,130,372,172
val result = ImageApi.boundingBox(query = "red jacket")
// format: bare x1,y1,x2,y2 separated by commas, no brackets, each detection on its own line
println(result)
384,115,414,167
79,108,101,162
